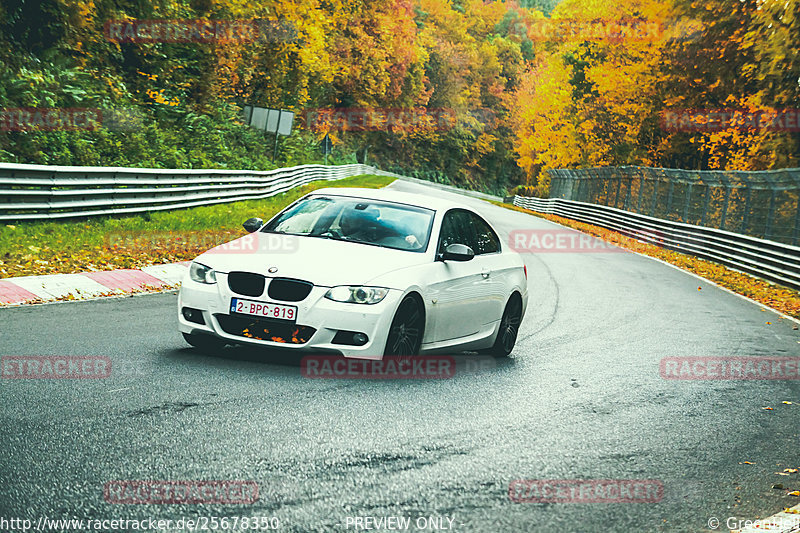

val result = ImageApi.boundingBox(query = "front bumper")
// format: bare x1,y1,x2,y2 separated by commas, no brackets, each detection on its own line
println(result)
178,272,402,360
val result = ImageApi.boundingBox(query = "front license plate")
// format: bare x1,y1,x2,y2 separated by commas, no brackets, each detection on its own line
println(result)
230,298,297,322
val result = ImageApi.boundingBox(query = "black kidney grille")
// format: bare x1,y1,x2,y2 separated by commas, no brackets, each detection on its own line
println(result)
267,278,313,302
228,272,265,297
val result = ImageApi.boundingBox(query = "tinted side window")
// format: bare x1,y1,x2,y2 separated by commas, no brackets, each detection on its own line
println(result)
471,213,500,254
438,211,464,253
439,210,480,253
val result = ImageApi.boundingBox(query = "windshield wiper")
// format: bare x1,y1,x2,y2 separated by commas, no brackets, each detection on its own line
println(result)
302,232,400,250
306,232,344,241
337,236,395,249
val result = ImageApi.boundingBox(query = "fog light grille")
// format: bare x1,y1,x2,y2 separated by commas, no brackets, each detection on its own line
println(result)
182,307,205,325
332,330,369,346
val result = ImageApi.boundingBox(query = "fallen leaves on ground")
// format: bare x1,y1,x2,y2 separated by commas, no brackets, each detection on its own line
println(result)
1,229,243,279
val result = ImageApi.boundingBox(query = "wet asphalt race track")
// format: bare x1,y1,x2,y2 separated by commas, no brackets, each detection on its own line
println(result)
1,180,799,533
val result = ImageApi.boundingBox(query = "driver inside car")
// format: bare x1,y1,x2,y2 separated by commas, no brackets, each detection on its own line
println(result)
338,205,422,249
338,205,382,242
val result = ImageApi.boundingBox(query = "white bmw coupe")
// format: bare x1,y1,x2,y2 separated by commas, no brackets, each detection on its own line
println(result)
178,187,528,359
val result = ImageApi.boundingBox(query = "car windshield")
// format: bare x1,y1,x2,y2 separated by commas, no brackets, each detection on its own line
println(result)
262,195,434,252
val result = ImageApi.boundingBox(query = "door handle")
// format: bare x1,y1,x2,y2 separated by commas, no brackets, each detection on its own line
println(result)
481,268,490,279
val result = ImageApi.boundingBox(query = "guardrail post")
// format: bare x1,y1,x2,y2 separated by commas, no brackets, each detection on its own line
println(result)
624,178,632,210
793,195,800,246
584,173,593,203
47,171,56,217
593,175,601,204
666,181,674,216
636,175,644,214
720,180,731,230
650,179,659,217
700,183,710,227
740,186,752,234
683,182,692,223
597,169,610,205
765,188,777,241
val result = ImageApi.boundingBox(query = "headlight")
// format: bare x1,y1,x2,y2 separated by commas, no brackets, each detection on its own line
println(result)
189,262,217,284
325,286,388,304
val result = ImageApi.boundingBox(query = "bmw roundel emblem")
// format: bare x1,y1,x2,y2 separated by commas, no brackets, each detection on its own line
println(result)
268,267,278,273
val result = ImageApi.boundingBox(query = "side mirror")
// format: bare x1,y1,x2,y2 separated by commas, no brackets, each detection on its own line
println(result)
243,217,264,233
438,243,475,262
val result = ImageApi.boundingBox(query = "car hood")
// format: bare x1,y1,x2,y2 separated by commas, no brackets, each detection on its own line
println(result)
194,232,429,287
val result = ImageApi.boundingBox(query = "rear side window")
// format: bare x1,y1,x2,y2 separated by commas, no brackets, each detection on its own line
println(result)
470,213,500,254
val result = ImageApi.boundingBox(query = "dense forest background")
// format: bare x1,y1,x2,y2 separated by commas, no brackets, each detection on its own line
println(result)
0,0,797,195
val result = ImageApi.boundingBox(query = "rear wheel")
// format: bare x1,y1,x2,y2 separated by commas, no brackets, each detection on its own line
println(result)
182,332,227,354
384,295,424,356
489,295,522,357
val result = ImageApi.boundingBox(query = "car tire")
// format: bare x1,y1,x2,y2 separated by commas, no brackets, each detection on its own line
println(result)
489,295,522,357
384,295,424,356
182,332,227,354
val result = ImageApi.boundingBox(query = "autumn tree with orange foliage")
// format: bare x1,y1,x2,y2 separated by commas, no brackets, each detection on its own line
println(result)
0,0,796,192
509,0,799,191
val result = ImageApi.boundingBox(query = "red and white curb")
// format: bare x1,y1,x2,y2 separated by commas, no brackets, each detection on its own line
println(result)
0,262,190,305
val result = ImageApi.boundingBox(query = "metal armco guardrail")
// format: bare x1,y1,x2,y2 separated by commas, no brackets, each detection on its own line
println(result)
513,195,800,291
0,163,382,221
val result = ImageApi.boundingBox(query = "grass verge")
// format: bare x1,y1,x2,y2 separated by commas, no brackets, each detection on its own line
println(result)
0,174,395,279
494,201,800,320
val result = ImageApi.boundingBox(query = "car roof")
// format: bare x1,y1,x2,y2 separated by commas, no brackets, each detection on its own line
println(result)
306,187,468,212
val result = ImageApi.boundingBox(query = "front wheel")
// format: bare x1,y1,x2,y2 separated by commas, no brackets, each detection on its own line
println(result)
489,295,522,357
384,296,424,356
